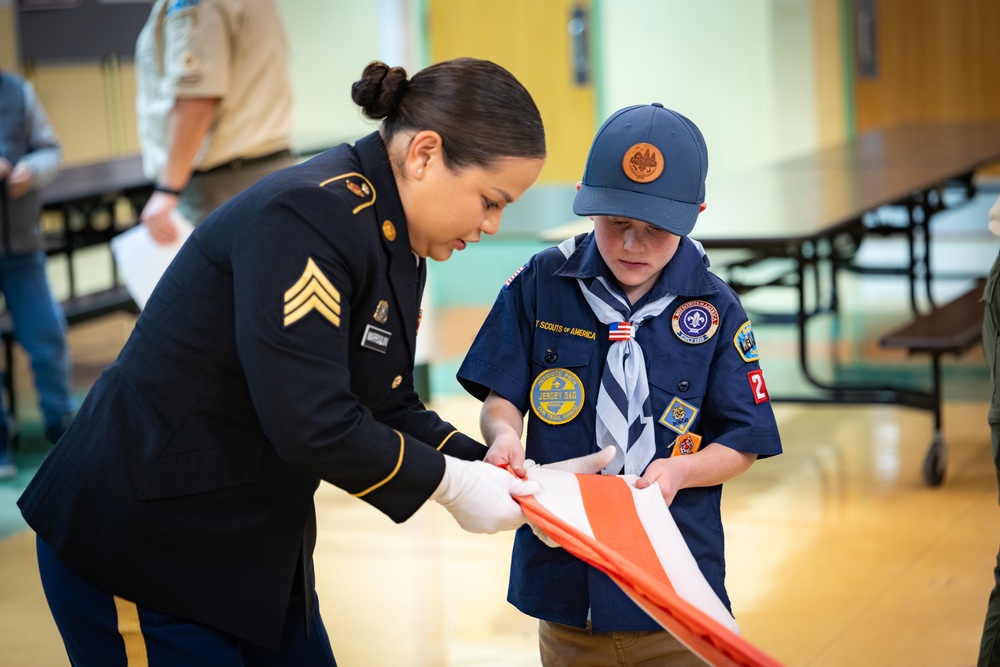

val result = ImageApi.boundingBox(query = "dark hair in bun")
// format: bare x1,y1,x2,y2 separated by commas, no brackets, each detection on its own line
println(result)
351,58,545,170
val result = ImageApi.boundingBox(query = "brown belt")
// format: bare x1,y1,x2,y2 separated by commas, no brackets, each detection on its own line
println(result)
193,149,293,176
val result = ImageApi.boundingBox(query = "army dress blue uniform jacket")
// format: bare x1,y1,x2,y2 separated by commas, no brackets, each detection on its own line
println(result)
457,232,782,632
18,132,485,649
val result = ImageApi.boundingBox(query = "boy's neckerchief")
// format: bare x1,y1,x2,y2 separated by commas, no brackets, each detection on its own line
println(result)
557,235,677,475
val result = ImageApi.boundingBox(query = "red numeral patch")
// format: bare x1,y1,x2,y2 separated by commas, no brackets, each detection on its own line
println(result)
747,369,769,404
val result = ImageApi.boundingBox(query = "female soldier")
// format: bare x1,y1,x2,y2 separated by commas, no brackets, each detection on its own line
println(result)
18,58,546,665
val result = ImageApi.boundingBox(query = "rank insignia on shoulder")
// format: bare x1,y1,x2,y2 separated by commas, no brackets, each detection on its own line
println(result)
319,172,375,214
672,300,719,344
671,432,702,457
373,299,389,323
283,257,341,328
658,396,699,435
530,368,584,425
734,320,759,362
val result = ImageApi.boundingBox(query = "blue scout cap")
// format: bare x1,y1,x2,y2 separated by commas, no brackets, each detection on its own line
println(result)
573,103,708,236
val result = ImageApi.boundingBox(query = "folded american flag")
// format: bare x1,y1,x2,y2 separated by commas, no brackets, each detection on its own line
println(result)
517,467,785,667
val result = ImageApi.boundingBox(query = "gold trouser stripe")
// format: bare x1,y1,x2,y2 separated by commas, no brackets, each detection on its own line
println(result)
113,595,149,667
436,429,459,451
352,430,404,497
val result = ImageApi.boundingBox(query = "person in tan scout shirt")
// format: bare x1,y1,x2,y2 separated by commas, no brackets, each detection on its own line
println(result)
135,0,295,243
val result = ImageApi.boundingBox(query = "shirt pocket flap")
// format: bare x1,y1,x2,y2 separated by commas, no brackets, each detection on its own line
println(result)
531,332,594,369
647,359,709,399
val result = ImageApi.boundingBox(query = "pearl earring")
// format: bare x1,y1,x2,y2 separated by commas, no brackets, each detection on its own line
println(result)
417,168,423,175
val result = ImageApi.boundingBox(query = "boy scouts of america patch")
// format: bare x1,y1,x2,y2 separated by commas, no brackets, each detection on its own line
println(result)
733,320,759,362
531,368,584,425
672,300,719,344
622,143,664,183
671,432,702,457
658,396,698,435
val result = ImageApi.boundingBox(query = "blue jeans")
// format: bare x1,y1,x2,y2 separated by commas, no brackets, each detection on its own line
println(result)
0,251,72,432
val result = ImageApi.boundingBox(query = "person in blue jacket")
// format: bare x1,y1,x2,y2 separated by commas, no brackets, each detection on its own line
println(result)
0,70,74,479
458,103,783,666
17,58,552,666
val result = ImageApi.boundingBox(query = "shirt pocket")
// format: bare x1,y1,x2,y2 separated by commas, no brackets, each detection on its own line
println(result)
530,330,594,370
525,332,594,442
647,359,711,436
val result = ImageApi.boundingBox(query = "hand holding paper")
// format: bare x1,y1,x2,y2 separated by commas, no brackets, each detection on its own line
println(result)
111,210,193,310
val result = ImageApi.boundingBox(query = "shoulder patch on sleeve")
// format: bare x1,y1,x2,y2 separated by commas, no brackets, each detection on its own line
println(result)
319,172,376,215
284,257,342,328
504,264,527,289
733,320,759,362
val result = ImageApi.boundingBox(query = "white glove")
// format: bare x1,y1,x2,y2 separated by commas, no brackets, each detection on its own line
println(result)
432,455,539,534
524,446,617,474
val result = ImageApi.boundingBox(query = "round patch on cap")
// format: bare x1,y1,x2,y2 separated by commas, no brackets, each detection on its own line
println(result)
530,368,584,425
622,142,664,184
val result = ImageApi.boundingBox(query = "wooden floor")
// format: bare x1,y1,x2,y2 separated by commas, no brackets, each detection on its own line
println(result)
1,205,999,665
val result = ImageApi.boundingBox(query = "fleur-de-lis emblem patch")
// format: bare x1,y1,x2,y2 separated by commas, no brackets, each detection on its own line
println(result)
284,257,341,328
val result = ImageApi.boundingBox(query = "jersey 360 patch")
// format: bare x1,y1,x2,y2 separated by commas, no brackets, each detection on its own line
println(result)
283,257,341,328
733,320,759,362
658,396,699,435
531,368,584,425
672,300,719,344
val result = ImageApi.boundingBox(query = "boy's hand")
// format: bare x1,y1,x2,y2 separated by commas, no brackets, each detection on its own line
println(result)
484,435,527,476
635,458,683,506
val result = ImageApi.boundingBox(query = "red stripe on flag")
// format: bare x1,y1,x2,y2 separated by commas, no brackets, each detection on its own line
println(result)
576,473,674,593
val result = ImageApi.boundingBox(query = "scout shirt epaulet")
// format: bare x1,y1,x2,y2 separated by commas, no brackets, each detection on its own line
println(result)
318,172,376,216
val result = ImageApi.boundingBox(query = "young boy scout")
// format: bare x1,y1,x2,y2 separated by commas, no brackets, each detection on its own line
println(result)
457,103,783,666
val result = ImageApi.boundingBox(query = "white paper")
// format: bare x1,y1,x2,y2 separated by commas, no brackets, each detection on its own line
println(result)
110,211,194,310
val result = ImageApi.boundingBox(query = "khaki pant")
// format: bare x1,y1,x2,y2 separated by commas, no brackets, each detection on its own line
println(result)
182,151,296,225
538,619,704,667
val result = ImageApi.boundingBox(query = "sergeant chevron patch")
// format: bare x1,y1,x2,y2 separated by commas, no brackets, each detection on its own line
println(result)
284,257,342,328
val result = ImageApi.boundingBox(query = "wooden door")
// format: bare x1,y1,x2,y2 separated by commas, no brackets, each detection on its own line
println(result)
852,0,1000,132
426,0,596,183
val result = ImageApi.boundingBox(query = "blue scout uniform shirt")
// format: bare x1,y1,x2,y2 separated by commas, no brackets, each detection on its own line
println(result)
457,232,782,632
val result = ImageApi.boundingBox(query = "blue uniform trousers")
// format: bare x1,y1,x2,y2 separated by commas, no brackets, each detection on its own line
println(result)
0,251,72,434
37,536,337,666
